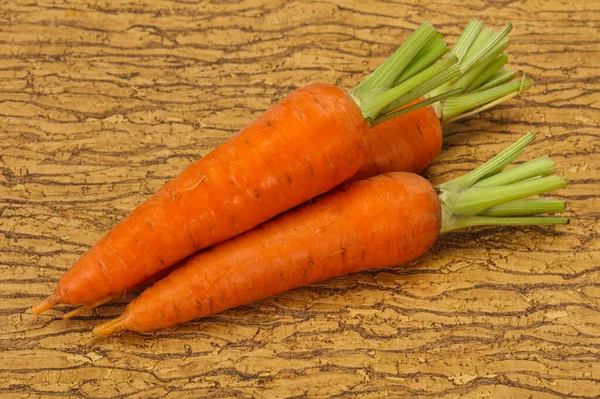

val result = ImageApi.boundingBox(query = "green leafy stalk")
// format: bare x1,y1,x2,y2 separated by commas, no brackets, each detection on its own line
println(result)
349,22,458,123
351,22,440,95
370,89,462,126
442,77,531,123
429,20,485,98
482,199,566,217
438,132,536,191
475,68,516,92
419,20,530,124
449,20,483,61
377,56,461,116
459,29,494,67
451,44,509,91
473,157,556,187
466,54,509,92
349,20,531,129
357,56,460,121
438,133,569,233
443,216,568,231
462,24,512,72
448,175,567,217
395,38,449,84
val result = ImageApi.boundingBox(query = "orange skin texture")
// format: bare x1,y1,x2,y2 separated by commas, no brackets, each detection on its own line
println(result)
350,102,442,183
68,100,444,314
107,172,441,334
47,84,371,308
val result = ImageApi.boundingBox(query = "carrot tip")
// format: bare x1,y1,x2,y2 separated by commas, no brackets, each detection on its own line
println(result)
30,294,59,315
62,305,88,320
93,315,127,337
63,295,118,320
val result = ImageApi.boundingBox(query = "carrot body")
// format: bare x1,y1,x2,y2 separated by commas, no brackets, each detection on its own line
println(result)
70,105,443,315
94,173,441,335
351,102,442,183
35,84,370,312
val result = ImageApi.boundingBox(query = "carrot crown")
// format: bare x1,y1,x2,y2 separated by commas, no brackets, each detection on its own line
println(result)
437,132,569,233
348,22,462,125
433,20,531,124
369,20,532,126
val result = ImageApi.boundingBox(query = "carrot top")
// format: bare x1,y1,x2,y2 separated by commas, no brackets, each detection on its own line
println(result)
433,21,531,124
371,20,532,126
347,22,461,124
437,132,569,233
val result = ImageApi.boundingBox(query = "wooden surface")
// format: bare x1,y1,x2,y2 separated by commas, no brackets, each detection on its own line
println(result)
1,0,599,397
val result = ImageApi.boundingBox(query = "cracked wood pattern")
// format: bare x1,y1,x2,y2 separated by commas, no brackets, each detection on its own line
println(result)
0,0,599,397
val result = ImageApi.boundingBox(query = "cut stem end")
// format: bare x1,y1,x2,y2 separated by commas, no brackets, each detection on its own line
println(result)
351,19,531,127
438,133,569,233
349,22,458,122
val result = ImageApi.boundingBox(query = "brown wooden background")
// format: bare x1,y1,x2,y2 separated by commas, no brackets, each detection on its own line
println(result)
1,0,599,398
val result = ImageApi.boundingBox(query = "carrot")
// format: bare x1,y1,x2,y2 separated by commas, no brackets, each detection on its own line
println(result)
67,102,440,319
94,133,569,336
351,20,531,181
48,20,532,317
32,22,463,315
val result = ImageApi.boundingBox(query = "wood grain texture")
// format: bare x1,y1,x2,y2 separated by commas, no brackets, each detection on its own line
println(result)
0,0,598,397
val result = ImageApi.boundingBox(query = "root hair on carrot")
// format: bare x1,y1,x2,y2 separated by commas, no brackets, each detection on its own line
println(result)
93,314,127,337
30,294,60,315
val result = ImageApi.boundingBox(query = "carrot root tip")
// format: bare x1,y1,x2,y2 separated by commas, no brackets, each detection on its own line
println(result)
62,305,89,320
92,315,127,337
62,295,118,319
30,294,60,315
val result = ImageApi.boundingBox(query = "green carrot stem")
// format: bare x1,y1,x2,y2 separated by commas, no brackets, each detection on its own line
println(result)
461,24,512,72
349,22,457,121
352,20,530,127
422,20,529,121
482,199,566,217
449,175,568,217
438,132,536,191
437,133,569,233
441,215,568,233
442,77,531,123
475,68,516,92
369,88,462,127
424,22,486,100
462,53,510,92
460,28,494,68
468,55,509,91
449,20,483,61
352,22,440,95
358,56,460,120
395,38,449,85
379,56,461,116
473,157,556,187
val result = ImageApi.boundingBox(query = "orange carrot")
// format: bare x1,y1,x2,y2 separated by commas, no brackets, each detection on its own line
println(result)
94,133,568,336
63,102,441,319
32,23,460,315
95,173,441,334
35,84,369,312
42,20,531,317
